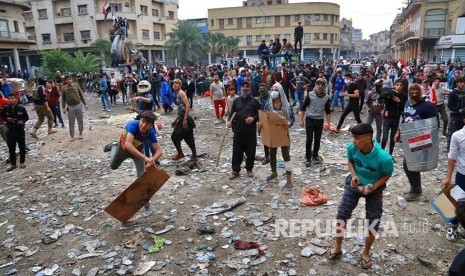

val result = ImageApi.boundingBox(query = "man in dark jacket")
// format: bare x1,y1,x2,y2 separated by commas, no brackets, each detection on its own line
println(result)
447,77,465,151
380,79,407,156
228,81,260,180
395,84,438,201
294,21,303,54
257,40,271,69
2,93,29,171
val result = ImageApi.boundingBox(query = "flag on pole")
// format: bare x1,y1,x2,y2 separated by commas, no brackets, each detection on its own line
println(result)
103,1,111,20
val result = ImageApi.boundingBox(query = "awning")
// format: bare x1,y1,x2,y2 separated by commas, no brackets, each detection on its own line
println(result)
434,45,452,49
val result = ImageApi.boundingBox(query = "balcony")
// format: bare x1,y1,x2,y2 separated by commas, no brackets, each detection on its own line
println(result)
0,31,36,44
423,28,445,38
54,15,73,25
153,39,167,46
25,19,34,28
404,0,422,17
58,41,77,48
153,16,165,24
95,12,136,21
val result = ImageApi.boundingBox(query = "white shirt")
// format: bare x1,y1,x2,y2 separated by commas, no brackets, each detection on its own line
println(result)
449,127,465,175
110,77,117,87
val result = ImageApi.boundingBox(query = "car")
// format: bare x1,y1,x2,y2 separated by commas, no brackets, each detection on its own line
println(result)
7,78,29,104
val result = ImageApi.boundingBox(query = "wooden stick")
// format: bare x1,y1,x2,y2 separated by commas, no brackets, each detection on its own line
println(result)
216,112,236,167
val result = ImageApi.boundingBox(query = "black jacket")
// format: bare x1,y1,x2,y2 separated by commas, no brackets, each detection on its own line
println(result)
2,104,29,131
229,96,260,135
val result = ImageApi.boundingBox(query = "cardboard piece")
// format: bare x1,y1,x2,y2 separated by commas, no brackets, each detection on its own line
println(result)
431,184,458,223
259,110,290,148
105,167,170,223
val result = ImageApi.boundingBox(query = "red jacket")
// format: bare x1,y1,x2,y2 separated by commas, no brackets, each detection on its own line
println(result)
47,86,61,106
0,97,10,124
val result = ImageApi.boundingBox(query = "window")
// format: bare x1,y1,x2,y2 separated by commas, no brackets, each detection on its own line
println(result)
13,21,19,32
295,15,300,22
304,14,310,20
168,11,175,19
246,35,252,46
256,35,262,42
210,19,214,27
323,14,328,21
237,36,242,46
59,8,71,17
314,33,320,40
38,9,47,19
314,14,320,21
284,34,290,41
265,16,271,23
265,35,271,41
274,34,280,40
81,30,90,39
424,9,446,36
304,34,310,44
219,19,224,29
152,9,159,16
154,31,160,40
78,5,87,15
142,29,149,38
140,5,147,15
323,33,328,40
237,18,242,28
64,33,74,41
0,20,9,37
42,33,51,42
256,17,261,24
110,3,122,12
228,18,233,25
24,12,33,20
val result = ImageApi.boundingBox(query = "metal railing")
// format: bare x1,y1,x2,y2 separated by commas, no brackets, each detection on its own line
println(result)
423,28,445,37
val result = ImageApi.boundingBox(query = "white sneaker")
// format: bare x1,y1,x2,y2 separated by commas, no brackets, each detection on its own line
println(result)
107,109,112,112
446,226,457,241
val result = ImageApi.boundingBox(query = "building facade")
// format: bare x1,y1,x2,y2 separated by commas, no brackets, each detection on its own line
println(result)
339,18,353,59
369,30,390,59
0,0,179,73
0,0,36,74
390,0,465,64
208,1,341,63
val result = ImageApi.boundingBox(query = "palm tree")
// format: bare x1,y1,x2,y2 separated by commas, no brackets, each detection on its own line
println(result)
223,36,240,57
164,21,204,65
69,50,101,73
89,38,112,67
208,32,227,62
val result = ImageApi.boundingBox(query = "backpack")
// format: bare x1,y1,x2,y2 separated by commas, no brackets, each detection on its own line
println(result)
32,85,43,101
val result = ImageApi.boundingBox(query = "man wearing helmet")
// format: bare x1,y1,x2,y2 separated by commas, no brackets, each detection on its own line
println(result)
131,80,154,116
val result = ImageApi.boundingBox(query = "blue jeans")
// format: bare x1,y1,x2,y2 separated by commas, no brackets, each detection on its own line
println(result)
101,92,111,110
332,90,345,109
291,90,304,109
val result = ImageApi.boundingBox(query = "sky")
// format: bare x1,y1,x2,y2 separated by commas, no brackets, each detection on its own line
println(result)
177,0,405,39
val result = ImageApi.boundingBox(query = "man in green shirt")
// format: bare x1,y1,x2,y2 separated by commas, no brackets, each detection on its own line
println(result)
62,76,88,142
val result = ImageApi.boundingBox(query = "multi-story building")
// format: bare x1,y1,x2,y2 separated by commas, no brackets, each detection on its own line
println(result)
0,0,36,74
390,0,465,64
339,18,353,59
208,0,341,63
352,28,362,42
369,30,390,59
0,0,179,73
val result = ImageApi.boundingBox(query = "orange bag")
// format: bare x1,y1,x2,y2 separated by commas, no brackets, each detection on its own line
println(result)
323,123,337,131
301,188,328,206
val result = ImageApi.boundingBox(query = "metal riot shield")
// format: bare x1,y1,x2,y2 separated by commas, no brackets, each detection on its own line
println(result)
400,117,439,172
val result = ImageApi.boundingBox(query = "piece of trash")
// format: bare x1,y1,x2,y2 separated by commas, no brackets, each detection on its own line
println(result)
133,261,156,275
199,197,246,217
124,233,144,248
148,236,166,253
5,268,17,275
196,226,215,235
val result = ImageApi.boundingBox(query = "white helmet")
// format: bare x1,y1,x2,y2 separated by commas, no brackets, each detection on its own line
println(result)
137,80,151,93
